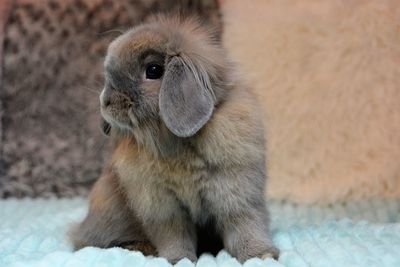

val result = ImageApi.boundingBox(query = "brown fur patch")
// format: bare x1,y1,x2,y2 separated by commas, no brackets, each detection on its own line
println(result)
89,168,120,211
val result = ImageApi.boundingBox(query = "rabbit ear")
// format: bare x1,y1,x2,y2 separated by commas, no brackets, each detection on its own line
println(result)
159,56,214,137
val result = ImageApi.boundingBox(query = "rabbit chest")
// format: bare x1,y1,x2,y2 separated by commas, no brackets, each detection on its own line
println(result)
114,142,215,222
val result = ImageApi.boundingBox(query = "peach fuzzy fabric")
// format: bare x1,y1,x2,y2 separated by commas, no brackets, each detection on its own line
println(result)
222,0,400,203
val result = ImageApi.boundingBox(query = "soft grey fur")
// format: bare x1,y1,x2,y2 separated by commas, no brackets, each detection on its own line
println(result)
71,16,279,263
159,56,214,137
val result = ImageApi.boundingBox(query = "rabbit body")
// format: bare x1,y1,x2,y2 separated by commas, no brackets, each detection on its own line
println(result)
70,16,278,263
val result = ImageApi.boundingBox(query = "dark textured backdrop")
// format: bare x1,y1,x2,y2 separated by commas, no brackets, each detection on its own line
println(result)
0,0,220,198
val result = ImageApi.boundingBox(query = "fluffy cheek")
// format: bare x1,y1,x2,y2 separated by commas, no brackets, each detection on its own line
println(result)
133,92,160,124
133,82,161,124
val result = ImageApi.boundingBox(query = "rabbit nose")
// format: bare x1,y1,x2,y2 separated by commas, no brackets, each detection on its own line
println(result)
103,98,111,107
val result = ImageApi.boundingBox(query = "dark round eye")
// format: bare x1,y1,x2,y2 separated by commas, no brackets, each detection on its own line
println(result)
145,64,164,80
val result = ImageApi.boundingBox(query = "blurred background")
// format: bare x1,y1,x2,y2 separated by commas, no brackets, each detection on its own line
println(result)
0,0,220,198
1,0,399,203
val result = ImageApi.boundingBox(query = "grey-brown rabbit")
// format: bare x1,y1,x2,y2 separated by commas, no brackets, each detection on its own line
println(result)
70,16,279,264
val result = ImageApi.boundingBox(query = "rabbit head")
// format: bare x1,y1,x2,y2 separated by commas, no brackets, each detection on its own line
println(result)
100,16,229,142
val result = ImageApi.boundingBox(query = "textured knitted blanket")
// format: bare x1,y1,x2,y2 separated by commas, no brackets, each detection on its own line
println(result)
1,198,399,267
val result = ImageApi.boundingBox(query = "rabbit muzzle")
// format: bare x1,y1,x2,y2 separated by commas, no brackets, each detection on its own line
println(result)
100,88,136,130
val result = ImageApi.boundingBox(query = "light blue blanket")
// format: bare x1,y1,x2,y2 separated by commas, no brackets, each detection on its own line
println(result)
1,198,399,267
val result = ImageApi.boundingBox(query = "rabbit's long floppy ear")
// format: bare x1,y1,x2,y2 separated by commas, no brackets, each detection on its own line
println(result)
159,56,214,138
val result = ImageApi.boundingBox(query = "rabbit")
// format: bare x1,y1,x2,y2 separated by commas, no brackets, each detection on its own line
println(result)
69,15,279,264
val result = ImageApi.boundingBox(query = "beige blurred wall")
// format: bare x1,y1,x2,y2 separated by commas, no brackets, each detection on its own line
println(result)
222,0,400,203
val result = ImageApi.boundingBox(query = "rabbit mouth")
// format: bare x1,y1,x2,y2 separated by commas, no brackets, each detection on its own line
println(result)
100,107,135,131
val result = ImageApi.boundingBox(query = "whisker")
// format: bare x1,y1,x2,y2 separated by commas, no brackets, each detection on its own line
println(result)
85,106,101,114
97,28,125,37
93,80,105,88
77,85,101,95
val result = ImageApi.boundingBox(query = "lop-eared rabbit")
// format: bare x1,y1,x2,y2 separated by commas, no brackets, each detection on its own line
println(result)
70,16,279,264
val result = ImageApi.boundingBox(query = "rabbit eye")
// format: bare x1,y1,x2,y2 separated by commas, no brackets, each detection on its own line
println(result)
145,64,164,80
